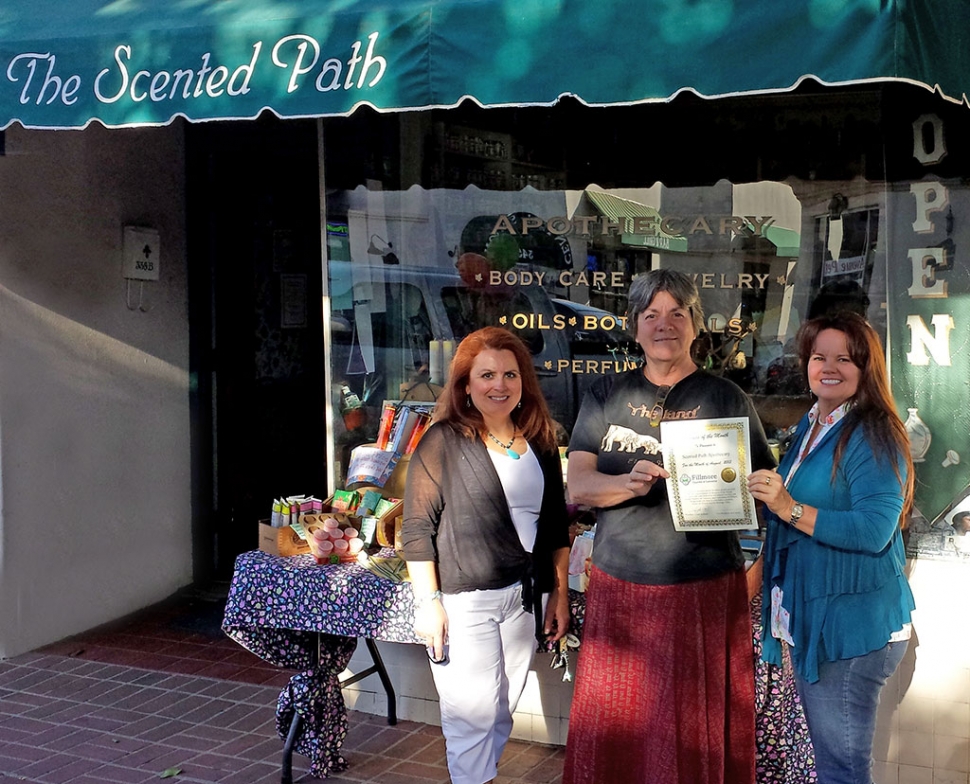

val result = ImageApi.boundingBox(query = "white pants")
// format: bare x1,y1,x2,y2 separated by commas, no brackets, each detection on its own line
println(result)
432,582,538,784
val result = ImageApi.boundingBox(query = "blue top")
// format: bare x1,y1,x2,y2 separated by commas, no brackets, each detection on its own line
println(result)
760,414,916,683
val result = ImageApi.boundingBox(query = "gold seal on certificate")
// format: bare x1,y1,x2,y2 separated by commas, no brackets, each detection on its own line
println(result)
659,417,758,532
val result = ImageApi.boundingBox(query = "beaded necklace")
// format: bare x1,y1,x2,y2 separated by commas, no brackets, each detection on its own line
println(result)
486,431,519,460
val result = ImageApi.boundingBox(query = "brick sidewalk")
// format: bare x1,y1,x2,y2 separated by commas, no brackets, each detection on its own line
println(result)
0,593,564,784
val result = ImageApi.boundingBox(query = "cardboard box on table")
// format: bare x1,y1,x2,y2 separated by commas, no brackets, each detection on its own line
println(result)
258,506,404,559
257,520,312,556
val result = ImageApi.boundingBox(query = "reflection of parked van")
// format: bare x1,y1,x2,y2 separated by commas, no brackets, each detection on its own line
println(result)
551,298,639,413
328,264,635,436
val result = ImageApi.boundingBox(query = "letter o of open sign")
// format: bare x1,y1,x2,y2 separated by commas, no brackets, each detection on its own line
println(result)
122,226,161,281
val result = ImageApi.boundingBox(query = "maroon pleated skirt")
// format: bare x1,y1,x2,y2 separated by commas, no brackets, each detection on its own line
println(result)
563,565,756,784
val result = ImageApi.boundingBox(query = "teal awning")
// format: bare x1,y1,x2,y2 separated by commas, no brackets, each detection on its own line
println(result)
3,0,970,129
762,226,801,258
582,190,689,253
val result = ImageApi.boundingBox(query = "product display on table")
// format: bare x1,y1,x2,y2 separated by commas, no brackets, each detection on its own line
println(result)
257,486,406,570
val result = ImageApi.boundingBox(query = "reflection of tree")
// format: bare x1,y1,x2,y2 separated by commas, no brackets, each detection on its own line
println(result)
695,323,765,390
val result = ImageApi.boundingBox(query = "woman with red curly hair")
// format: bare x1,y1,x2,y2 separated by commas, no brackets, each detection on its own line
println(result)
401,326,571,784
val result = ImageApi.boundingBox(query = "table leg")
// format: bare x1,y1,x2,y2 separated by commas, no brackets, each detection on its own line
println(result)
365,638,397,725
338,638,398,725
281,709,301,784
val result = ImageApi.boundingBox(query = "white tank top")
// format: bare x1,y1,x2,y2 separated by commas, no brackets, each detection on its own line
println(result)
487,443,543,553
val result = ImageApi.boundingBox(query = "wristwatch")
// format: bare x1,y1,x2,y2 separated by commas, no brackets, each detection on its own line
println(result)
789,502,804,527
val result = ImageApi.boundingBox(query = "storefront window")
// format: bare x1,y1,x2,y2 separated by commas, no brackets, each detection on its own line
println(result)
320,100,896,490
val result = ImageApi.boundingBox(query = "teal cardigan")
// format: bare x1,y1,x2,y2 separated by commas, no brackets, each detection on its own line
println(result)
760,415,915,683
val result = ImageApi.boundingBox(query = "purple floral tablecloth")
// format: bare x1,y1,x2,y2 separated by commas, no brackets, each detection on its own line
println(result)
749,594,817,783
222,550,421,778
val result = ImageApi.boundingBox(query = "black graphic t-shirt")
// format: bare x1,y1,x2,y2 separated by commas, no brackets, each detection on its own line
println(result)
569,368,775,585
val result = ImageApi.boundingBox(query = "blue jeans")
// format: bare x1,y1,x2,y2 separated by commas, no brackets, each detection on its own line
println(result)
794,641,908,784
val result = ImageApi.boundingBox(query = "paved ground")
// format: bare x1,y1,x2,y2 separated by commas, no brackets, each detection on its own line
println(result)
0,590,564,784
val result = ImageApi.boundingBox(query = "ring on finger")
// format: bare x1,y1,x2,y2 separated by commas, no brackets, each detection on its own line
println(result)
765,477,771,485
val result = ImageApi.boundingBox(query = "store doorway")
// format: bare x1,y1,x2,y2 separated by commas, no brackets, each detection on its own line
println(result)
187,116,326,580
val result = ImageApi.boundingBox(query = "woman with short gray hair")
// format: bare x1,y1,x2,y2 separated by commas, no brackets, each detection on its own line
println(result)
626,268,707,338
563,268,774,784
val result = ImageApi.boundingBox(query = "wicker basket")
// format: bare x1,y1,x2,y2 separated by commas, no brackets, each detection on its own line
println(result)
375,498,404,550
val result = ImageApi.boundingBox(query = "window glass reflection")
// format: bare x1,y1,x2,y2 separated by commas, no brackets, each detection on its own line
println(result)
322,111,891,488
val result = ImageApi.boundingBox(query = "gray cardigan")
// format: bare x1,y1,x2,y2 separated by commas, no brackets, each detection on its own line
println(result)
401,422,569,598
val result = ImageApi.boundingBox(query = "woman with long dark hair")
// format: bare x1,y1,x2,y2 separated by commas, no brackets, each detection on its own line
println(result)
401,326,570,784
748,312,915,784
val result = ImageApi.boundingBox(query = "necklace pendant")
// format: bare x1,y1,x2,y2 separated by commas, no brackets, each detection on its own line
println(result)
506,448,520,460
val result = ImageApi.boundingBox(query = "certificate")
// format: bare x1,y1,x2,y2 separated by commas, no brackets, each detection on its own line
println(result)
659,417,757,532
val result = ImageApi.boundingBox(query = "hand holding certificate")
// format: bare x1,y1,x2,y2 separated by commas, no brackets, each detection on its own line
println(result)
659,417,758,531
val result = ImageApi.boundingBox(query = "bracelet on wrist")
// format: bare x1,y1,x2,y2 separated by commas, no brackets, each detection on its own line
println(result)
415,590,442,608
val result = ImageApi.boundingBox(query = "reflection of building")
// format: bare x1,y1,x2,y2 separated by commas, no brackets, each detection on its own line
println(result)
4,5,970,778
910,490,970,559
575,188,688,315
907,528,964,561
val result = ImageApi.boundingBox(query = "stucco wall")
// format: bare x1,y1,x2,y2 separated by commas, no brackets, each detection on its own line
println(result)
0,122,191,658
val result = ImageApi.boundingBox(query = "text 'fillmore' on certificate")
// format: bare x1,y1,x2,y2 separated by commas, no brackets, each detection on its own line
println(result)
659,417,758,532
